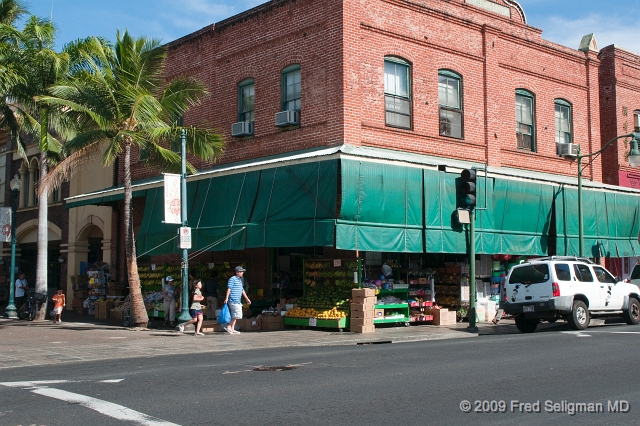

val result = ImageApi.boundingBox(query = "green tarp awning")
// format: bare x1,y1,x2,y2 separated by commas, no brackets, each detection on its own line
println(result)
555,186,640,257
424,169,554,255
335,159,423,252
246,161,337,248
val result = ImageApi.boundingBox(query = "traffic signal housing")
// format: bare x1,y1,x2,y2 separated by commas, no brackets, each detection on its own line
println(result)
459,168,476,208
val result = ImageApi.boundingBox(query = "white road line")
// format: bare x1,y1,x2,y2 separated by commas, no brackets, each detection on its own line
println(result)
100,379,125,383
1,381,178,426
31,387,179,425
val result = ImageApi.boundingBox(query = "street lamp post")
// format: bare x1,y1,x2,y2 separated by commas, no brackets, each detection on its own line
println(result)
178,129,191,322
577,127,640,257
3,175,22,319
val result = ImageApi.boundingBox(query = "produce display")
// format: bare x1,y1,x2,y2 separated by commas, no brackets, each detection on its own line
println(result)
285,307,347,319
138,265,181,287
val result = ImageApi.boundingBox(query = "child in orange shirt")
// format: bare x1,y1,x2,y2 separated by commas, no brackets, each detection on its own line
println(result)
52,288,65,324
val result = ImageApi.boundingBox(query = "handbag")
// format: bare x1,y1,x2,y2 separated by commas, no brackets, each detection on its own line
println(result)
218,303,231,325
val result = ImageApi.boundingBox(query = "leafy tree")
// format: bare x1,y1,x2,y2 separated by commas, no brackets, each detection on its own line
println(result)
1,4,71,320
39,31,224,327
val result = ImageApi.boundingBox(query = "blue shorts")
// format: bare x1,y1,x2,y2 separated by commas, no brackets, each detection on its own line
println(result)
190,309,203,318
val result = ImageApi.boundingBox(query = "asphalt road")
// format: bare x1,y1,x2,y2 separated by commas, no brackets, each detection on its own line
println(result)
1,323,639,426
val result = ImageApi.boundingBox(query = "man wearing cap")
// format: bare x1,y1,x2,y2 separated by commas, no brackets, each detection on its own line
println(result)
162,276,177,327
223,266,251,334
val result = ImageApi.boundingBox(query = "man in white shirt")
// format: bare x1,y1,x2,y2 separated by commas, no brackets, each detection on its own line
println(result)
14,273,28,309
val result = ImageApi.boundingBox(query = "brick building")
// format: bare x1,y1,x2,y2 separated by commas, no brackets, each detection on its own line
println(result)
60,0,640,305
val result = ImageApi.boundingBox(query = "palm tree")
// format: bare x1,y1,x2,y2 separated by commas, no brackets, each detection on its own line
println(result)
39,31,224,327
1,7,71,320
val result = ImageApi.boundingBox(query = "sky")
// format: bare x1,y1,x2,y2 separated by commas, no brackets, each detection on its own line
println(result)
23,0,640,54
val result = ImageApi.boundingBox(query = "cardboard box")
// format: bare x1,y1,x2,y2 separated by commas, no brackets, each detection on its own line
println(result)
350,317,373,327
237,317,261,331
352,288,375,298
350,303,375,313
374,309,384,318
351,325,375,333
261,315,284,330
110,309,124,320
352,295,377,304
418,278,428,284
430,308,457,325
202,323,223,333
350,309,374,319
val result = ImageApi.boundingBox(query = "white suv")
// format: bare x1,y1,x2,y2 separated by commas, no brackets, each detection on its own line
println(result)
500,257,640,333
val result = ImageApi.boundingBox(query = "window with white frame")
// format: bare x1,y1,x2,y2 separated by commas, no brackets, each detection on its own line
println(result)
438,70,463,139
384,57,411,129
554,99,572,144
238,79,255,122
282,65,301,112
516,89,535,151
634,110,640,130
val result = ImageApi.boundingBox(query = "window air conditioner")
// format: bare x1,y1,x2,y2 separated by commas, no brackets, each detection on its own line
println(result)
557,143,579,157
231,121,254,137
275,110,300,127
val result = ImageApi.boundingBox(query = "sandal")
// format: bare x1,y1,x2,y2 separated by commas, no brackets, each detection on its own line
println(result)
169,322,175,327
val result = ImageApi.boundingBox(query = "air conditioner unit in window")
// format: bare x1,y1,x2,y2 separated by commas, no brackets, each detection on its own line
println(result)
557,143,579,157
231,121,254,137
275,110,299,127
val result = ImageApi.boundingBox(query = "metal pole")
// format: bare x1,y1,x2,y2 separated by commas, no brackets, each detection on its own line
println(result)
577,151,584,257
3,189,19,318
467,209,477,332
178,129,191,322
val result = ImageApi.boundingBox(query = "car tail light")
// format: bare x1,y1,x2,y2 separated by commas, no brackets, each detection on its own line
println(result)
502,282,507,302
552,282,560,297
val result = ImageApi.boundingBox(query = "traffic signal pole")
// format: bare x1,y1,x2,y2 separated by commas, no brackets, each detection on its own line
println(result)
468,209,477,332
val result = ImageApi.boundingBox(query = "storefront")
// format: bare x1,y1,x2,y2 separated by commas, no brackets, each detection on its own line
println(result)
65,145,640,329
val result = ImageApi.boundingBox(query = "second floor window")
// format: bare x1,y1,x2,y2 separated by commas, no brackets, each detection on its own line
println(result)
438,70,463,139
282,65,301,112
634,110,640,130
238,79,255,122
516,89,535,151
554,99,572,144
384,57,411,129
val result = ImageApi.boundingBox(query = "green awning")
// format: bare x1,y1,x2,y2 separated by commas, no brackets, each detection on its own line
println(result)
336,159,423,252
555,186,640,257
424,169,554,255
246,161,337,248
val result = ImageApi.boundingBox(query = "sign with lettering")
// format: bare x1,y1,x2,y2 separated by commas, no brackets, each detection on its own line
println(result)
179,227,192,249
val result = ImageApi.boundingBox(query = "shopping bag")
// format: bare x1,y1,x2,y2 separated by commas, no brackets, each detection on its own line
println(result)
218,303,231,325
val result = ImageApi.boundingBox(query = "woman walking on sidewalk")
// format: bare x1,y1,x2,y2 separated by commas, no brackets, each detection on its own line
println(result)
178,280,205,335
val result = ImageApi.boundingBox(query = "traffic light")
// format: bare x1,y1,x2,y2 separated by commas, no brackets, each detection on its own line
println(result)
460,168,476,208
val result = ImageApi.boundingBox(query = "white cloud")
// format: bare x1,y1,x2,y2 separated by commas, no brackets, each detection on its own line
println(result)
537,13,640,54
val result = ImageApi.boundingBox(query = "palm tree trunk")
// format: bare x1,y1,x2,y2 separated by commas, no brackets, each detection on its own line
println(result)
35,147,49,320
124,143,148,327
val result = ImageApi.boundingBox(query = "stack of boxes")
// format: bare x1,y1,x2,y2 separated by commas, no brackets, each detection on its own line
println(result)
350,288,376,333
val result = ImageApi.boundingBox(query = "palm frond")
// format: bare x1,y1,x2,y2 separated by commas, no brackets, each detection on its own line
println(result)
159,77,208,117
37,140,105,195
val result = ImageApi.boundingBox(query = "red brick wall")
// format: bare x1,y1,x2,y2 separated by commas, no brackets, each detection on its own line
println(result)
598,45,640,186
121,0,604,186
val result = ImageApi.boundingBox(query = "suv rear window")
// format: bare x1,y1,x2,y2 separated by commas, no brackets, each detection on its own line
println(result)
631,264,640,280
509,264,549,284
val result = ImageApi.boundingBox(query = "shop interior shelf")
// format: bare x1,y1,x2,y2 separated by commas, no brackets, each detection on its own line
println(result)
373,316,409,324
374,303,408,309
283,316,348,329
378,289,409,295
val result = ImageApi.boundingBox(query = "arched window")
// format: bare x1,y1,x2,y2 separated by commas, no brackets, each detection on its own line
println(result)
282,65,301,113
384,56,411,129
516,89,535,151
238,78,255,122
438,69,463,139
634,110,640,130
554,99,572,144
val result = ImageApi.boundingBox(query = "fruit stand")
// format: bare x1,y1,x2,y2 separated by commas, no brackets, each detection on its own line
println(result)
283,259,358,330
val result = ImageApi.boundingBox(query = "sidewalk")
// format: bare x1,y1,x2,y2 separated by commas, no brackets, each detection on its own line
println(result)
0,309,522,370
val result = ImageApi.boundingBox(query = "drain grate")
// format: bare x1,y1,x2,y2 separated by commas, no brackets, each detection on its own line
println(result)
357,340,392,345
252,366,296,371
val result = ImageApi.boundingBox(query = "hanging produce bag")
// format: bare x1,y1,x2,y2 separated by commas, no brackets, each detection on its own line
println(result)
218,303,231,325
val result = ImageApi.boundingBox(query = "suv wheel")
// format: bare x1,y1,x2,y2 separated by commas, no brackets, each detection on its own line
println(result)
623,298,640,325
568,300,590,330
515,316,538,333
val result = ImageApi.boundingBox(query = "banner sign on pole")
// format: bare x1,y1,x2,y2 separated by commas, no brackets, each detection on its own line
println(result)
179,227,192,249
164,173,181,224
0,207,11,242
